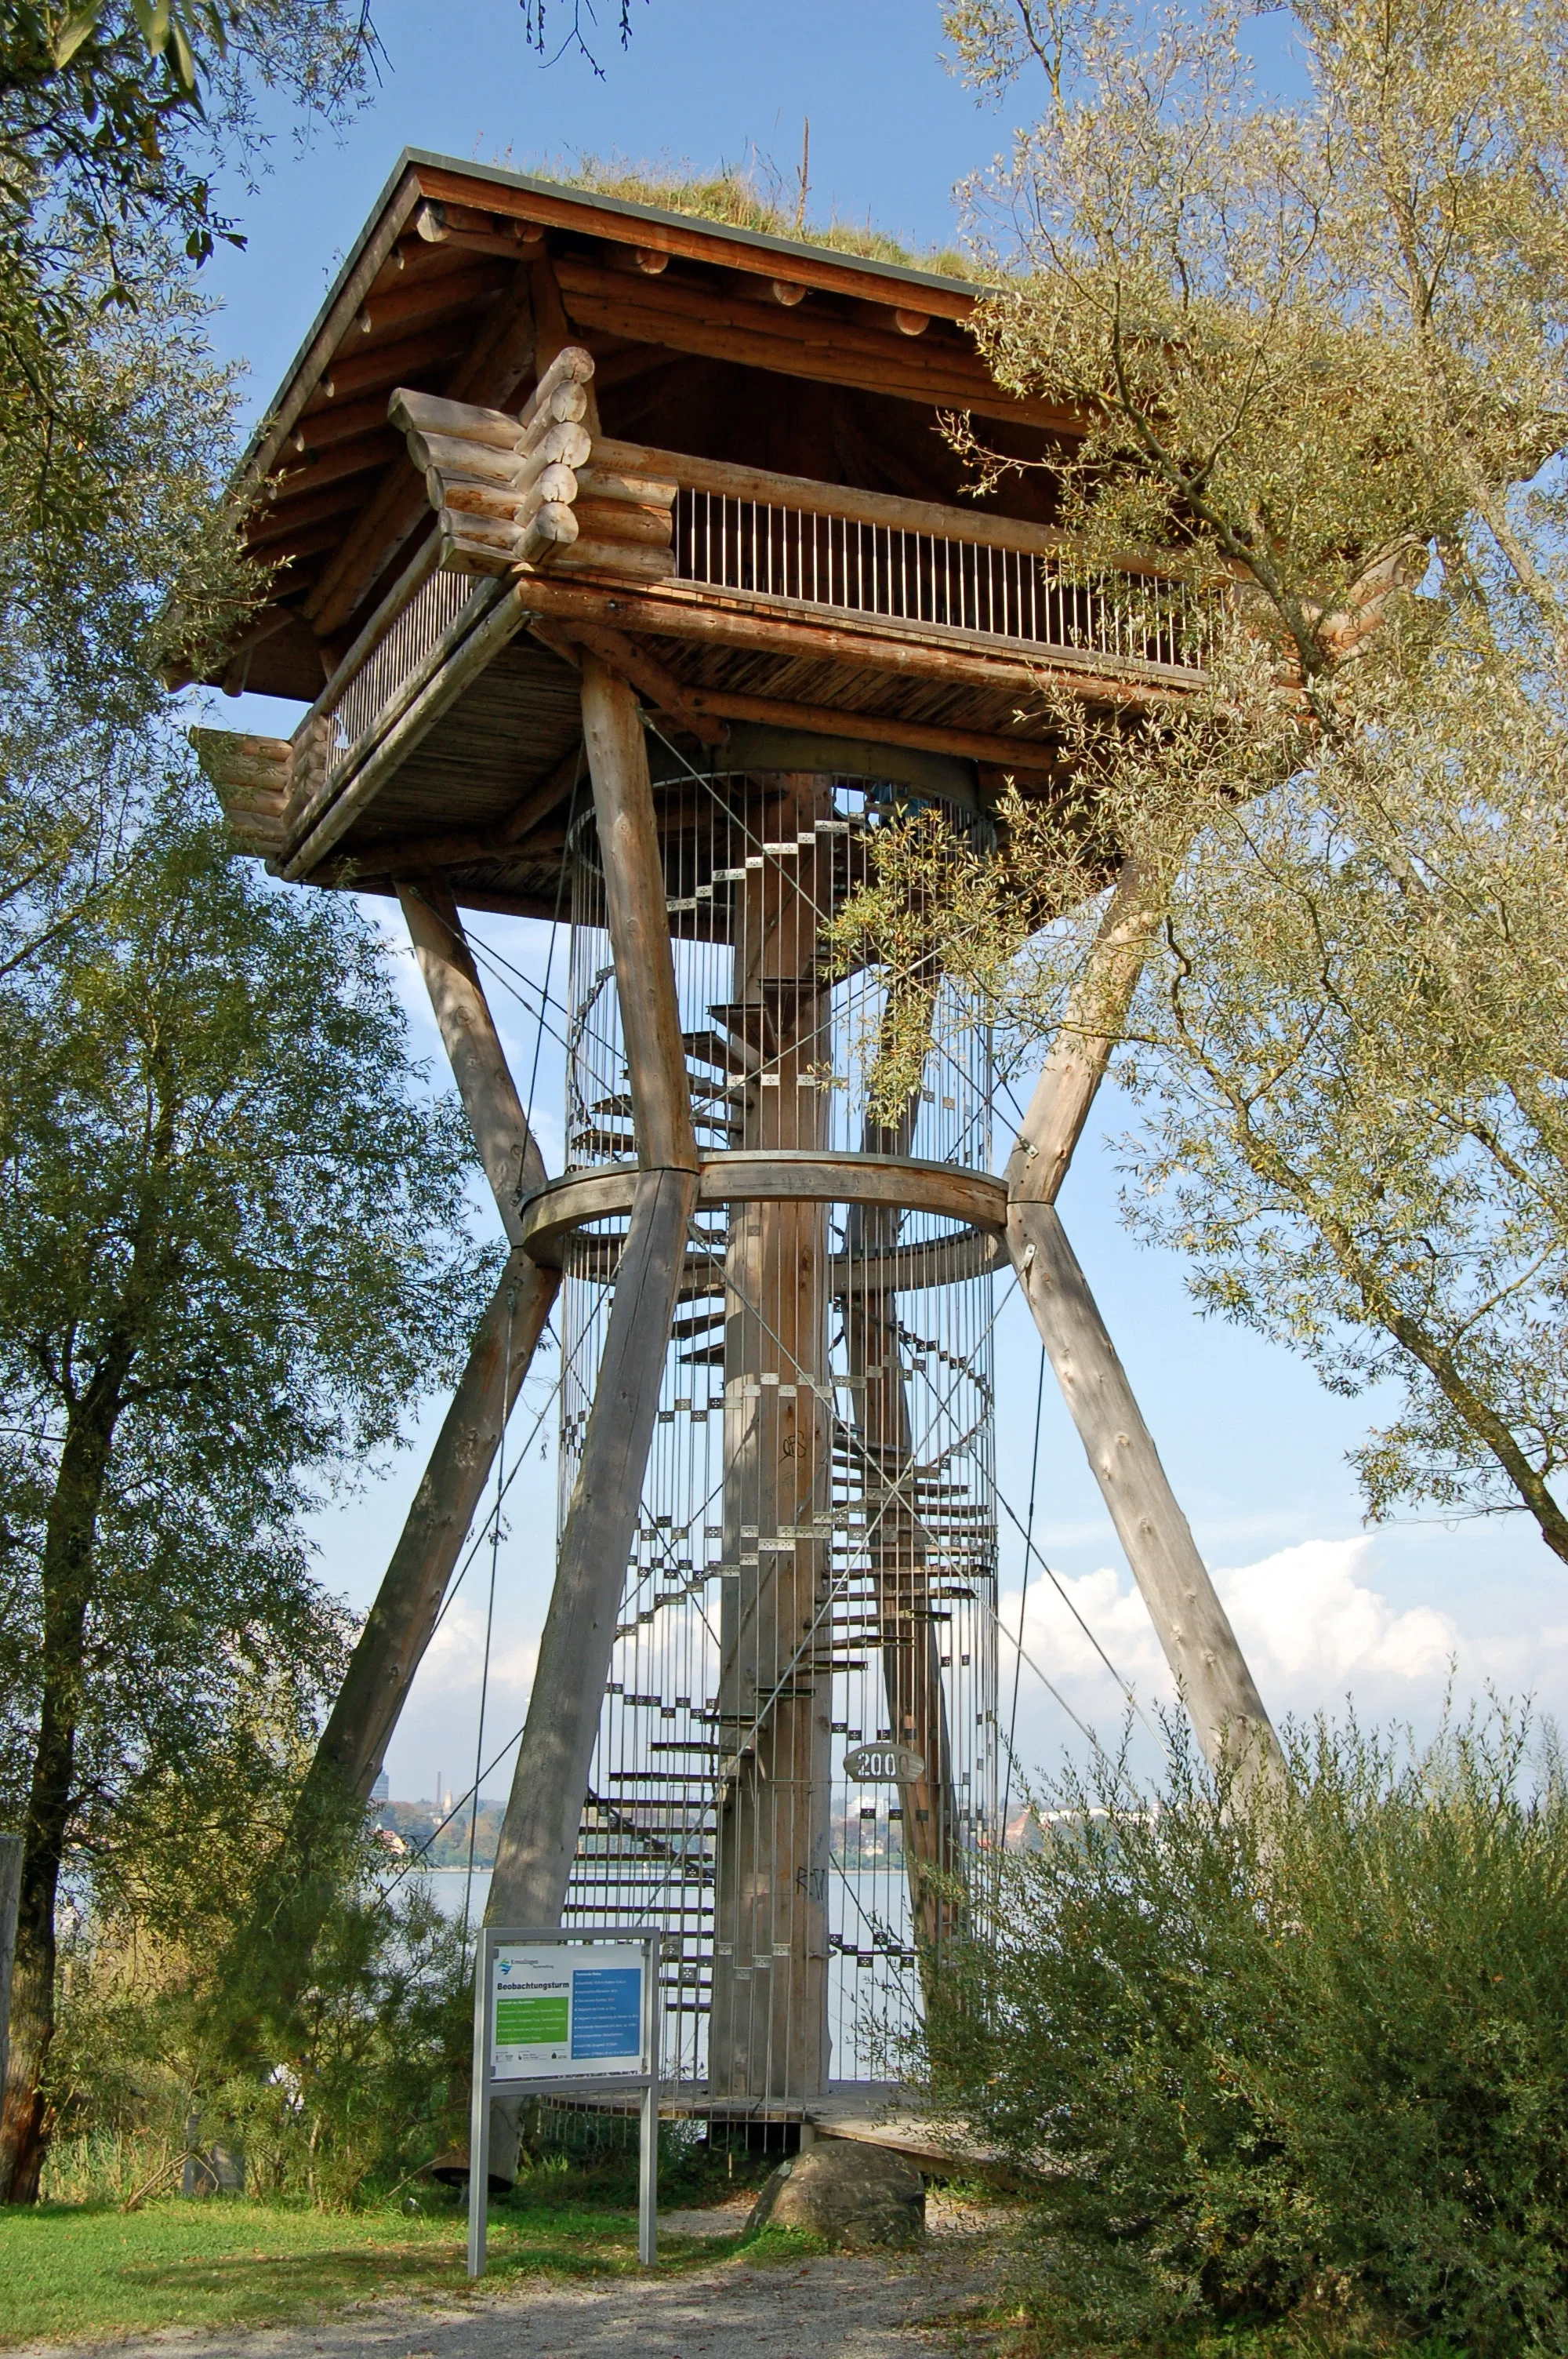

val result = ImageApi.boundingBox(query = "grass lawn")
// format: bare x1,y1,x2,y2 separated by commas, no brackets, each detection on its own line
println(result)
0,2190,786,2350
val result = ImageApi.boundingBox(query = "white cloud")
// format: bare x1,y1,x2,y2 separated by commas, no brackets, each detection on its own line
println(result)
418,1594,539,1709
1001,1534,1463,1732
1218,1536,1459,1686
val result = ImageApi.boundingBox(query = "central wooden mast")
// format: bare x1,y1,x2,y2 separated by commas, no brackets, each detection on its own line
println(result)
710,774,836,2102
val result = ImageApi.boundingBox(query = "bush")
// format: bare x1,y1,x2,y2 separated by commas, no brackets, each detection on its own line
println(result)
924,1706,1568,2357
43,1867,473,2210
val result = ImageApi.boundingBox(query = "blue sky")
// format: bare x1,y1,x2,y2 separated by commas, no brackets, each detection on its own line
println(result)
194,0,1563,1809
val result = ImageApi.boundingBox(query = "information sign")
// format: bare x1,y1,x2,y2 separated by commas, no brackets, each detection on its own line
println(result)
489,1943,648,2077
468,1926,659,2280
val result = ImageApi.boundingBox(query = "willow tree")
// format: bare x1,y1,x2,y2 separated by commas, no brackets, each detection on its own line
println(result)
849,0,1568,1555
0,796,491,2203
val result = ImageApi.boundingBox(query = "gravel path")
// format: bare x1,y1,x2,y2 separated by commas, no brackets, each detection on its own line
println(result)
24,2197,1007,2359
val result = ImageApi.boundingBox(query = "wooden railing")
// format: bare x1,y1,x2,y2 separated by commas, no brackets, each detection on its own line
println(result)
202,363,1213,865
590,436,1210,678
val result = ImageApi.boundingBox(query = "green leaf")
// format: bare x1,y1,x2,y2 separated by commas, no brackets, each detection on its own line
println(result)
133,0,172,58
167,16,198,93
52,6,108,67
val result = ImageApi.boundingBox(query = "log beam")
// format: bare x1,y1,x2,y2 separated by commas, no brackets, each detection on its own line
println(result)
282,880,559,1834
398,879,546,1243
678,685,1064,775
1001,852,1280,1777
1006,853,1174,1207
578,651,700,1173
1007,1204,1279,1776
292,1249,557,1816
567,623,728,747
482,646,699,2180
488,1163,698,1928
508,572,1189,712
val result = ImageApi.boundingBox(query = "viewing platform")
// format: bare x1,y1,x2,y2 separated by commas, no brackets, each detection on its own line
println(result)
194,151,1210,915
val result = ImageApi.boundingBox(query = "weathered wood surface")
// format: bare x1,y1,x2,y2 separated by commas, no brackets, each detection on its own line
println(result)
351,739,583,879
592,435,1180,576
296,1249,557,1813
482,643,704,2175
410,162,981,325
311,532,445,739
289,878,563,1824
516,1152,1007,1262
488,1163,699,1928
499,572,1196,707
282,576,501,854
281,578,537,879
303,255,541,638
579,652,700,1174
1005,853,1174,1205
191,729,292,856
711,776,833,2103
398,879,546,1244
389,362,677,582
673,686,1065,773
1000,850,1278,1774
546,252,1075,429
415,196,545,258
350,265,499,343
1009,1202,1279,1775
564,623,726,747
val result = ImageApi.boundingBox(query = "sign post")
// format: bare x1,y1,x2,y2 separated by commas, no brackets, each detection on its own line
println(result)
468,1925,661,2277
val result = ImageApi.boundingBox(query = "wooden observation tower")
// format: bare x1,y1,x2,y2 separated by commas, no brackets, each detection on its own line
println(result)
198,153,1276,2139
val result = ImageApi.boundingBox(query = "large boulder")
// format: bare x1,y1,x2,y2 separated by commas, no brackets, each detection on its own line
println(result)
746,2139,925,2248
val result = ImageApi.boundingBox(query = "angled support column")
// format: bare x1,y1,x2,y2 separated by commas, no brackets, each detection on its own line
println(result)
1005,852,1173,1207
1009,1202,1277,1771
400,878,548,1235
289,878,564,1792
489,652,699,1930
490,1163,697,1921
302,1251,555,1812
299,885,561,1794
240,892,561,2032
1005,855,1280,1776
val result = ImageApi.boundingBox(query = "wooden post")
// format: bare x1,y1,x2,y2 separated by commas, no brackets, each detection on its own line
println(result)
253,872,561,2003
489,1161,697,1925
710,776,834,2104
398,880,547,1239
295,1250,557,1815
485,652,698,2175
576,652,699,1173
1008,1203,1279,1773
283,874,558,1808
1001,850,1279,1774
840,971,961,1966
299,870,557,1820
1005,852,1175,1209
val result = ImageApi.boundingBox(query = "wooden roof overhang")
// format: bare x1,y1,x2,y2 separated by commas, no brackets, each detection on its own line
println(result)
198,152,1207,917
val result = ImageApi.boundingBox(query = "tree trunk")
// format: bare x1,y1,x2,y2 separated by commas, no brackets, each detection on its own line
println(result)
0,1365,128,2203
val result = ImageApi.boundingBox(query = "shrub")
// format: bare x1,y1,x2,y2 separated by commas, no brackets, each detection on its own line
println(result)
924,1706,1568,2357
42,1866,473,2209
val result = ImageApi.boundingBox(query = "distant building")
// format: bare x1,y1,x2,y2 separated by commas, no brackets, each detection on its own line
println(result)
370,1770,390,1805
